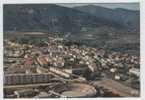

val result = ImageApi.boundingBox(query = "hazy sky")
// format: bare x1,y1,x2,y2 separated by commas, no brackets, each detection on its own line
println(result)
57,3,139,10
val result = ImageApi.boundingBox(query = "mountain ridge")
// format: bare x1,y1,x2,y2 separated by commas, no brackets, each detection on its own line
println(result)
4,4,138,33
73,5,140,33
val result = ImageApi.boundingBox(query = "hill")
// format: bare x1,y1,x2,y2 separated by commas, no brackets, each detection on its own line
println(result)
74,5,140,33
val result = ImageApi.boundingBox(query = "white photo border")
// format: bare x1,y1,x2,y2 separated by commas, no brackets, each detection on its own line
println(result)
0,0,144,100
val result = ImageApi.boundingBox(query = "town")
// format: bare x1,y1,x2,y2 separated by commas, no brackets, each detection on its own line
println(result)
4,32,140,98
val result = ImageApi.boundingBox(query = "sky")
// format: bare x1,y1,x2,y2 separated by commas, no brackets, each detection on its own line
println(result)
57,3,139,11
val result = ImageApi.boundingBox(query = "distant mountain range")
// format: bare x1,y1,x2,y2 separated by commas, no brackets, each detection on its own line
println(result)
3,4,140,54
3,4,139,33
74,5,140,33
